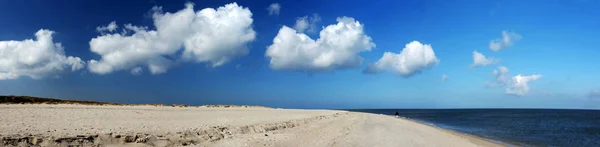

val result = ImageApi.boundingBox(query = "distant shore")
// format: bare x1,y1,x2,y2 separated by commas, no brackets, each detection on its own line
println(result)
0,104,504,147
0,95,270,108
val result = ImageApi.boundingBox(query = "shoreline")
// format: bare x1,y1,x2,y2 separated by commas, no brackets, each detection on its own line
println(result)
408,119,512,147
1,104,505,146
371,114,506,147
396,116,514,147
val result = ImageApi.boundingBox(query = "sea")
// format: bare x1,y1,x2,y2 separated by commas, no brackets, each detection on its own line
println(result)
348,109,600,147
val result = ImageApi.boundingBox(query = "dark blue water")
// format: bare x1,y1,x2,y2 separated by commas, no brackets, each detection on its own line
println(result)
349,109,600,146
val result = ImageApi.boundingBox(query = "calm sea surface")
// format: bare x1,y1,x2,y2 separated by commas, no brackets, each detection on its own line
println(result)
348,109,600,146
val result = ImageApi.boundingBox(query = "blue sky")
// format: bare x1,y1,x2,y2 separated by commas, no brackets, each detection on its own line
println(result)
1,0,599,109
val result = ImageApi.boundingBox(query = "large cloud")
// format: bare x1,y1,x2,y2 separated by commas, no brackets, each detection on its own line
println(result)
88,3,255,75
490,31,521,52
0,29,84,80
471,50,499,68
506,74,542,96
364,41,439,77
266,17,375,72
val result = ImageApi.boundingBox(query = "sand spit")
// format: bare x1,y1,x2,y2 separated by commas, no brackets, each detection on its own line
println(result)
1,104,503,147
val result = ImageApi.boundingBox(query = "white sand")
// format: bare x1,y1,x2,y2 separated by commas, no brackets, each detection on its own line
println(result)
0,104,504,147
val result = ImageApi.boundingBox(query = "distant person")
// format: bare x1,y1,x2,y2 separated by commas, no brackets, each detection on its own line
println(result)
395,111,399,118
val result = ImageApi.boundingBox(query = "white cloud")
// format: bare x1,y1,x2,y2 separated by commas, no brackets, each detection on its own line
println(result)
589,89,600,99
471,50,499,67
130,67,143,75
0,29,85,80
490,31,521,52
442,74,448,81
267,3,281,16
88,3,255,75
266,17,375,72
486,66,542,96
494,66,510,83
486,66,510,87
506,74,541,96
294,14,321,33
96,21,118,33
364,41,439,77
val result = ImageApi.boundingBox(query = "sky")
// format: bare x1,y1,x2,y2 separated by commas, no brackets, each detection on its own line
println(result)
1,0,599,109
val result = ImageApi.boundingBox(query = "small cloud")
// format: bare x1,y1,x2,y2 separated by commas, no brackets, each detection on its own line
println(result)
589,89,600,99
490,31,521,52
267,3,281,16
471,50,499,68
485,66,542,96
131,67,143,75
493,66,510,84
505,74,542,96
294,14,321,33
485,66,509,88
96,21,118,33
364,41,439,77
442,74,448,81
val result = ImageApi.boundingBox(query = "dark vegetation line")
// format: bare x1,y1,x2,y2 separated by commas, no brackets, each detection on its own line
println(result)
0,95,270,108
0,95,119,105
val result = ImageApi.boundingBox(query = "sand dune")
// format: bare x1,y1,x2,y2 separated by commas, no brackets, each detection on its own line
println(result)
0,104,503,147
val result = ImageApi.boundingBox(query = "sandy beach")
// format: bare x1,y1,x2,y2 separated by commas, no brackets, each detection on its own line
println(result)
0,104,504,147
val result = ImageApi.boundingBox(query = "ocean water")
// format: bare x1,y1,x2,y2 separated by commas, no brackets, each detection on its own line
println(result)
349,109,600,146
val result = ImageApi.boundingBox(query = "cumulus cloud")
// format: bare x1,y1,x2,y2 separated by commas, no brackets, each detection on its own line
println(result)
96,21,118,33
490,31,521,52
442,74,448,81
471,50,499,68
88,3,256,75
589,89,600,99
294,14,321,33
506,74,542,96
485,66,541,96
267,3,281,16
266,17,375,72
0,29,85,80
364,41,439,77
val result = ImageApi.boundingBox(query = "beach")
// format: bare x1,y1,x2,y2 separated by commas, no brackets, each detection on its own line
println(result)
0,104,503,147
